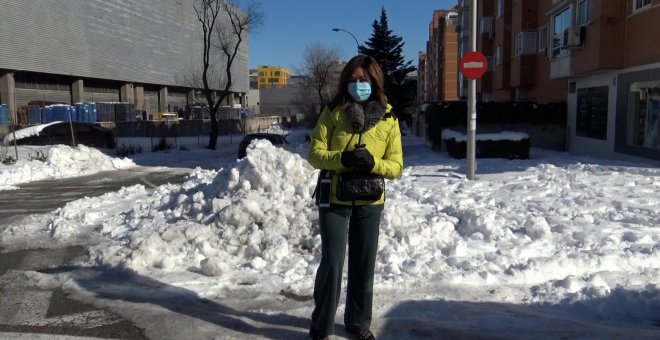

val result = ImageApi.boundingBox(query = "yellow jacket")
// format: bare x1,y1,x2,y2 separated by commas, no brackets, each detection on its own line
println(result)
308,104,403,205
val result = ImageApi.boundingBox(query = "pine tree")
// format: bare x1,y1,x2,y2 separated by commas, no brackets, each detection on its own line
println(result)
359,7,416,122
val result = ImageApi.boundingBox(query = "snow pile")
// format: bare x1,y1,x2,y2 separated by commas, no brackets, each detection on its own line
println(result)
2,121,60,144
2,138,659,328
0,144,136,190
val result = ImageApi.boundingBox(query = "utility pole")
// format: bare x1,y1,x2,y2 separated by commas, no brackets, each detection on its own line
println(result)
459,0,487,180
466,0,478,180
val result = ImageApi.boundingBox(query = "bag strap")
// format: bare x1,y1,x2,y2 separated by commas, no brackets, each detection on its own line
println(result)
344,133,356,152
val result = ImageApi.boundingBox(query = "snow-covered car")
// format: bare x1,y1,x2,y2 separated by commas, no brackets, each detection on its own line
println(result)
3,121,116,149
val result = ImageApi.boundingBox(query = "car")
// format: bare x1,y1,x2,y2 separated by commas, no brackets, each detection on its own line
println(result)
3,121,116,149
237,133,288,159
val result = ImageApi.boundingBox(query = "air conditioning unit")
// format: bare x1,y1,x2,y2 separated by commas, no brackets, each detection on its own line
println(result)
565,26,585,48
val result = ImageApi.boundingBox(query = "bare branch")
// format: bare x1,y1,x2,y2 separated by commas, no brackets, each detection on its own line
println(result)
300,42,342,115
192,0,263,149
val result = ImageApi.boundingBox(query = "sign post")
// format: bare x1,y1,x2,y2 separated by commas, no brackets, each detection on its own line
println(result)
459,0,486,180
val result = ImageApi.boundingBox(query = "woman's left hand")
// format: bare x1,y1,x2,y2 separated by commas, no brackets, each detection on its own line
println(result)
342,146,375,173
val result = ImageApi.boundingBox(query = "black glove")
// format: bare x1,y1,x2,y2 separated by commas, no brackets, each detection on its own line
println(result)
341,146,375,173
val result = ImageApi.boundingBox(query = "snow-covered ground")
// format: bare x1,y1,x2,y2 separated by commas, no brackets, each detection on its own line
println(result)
0,128,659,339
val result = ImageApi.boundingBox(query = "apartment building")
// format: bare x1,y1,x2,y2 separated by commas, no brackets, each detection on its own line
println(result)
457,0,568,103
418,9,460,103
417,52,428,103
449,0,660,162
257,66,291,89
562,0,660,161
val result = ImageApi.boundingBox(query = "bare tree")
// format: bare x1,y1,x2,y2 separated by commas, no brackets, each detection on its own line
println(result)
300,42,341,117
291,85,320,128
193,0,263,149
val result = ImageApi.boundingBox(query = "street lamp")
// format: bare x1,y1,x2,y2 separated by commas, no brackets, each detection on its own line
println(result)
331,28,361,53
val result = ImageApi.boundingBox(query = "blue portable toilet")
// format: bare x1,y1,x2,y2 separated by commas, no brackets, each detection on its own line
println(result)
0,104,9,125
42,106,53,123
28,107,42,124
75,103,86,122
85,103,98,122
52,105,66,121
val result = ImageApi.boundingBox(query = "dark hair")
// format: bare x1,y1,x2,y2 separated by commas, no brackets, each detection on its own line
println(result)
329,55,387,110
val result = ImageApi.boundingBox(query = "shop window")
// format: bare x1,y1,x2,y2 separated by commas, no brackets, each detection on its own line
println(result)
627,81,660,149
576,86,608,140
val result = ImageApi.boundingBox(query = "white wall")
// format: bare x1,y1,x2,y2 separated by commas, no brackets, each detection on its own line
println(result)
567,71,617,159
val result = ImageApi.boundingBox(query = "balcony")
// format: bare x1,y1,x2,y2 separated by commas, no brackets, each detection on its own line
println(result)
550,55,571,79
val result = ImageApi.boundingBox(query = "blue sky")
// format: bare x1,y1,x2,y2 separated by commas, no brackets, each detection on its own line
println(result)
248,0,457,72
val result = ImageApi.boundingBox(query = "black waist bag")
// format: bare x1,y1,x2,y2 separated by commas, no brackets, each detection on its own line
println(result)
336,172,384,201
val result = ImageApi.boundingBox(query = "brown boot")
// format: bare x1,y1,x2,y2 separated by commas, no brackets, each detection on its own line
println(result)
347,328,375,340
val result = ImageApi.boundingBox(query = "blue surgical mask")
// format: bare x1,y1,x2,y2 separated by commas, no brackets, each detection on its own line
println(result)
348,82,372,102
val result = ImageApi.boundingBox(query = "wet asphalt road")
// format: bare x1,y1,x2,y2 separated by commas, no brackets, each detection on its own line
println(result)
0,167,190,225
0,167,191,339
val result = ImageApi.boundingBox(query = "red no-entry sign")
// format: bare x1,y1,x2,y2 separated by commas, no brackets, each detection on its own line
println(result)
460,51,488,79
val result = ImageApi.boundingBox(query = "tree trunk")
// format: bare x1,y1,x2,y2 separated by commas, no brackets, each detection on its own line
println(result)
208,107,219,149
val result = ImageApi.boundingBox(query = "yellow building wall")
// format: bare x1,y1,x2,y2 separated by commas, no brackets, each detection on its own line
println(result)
257,66,291,89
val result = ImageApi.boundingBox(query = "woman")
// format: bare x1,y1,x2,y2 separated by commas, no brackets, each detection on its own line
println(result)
307,55,403,340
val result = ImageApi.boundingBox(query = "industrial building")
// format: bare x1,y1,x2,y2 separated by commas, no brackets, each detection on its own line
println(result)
0,0,249,123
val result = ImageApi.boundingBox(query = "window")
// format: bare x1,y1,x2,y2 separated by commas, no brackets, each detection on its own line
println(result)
495,44,502,65
551,7,572,59
497,0,503,18
480,17,493,33
627,81,660,149
634,0,652,11
578,0,591,26
538,27,548,52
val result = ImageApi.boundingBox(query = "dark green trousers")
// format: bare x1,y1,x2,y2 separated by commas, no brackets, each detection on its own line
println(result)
310,203,384,336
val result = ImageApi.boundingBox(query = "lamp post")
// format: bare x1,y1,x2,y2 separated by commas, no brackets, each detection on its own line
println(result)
331,28,361,53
